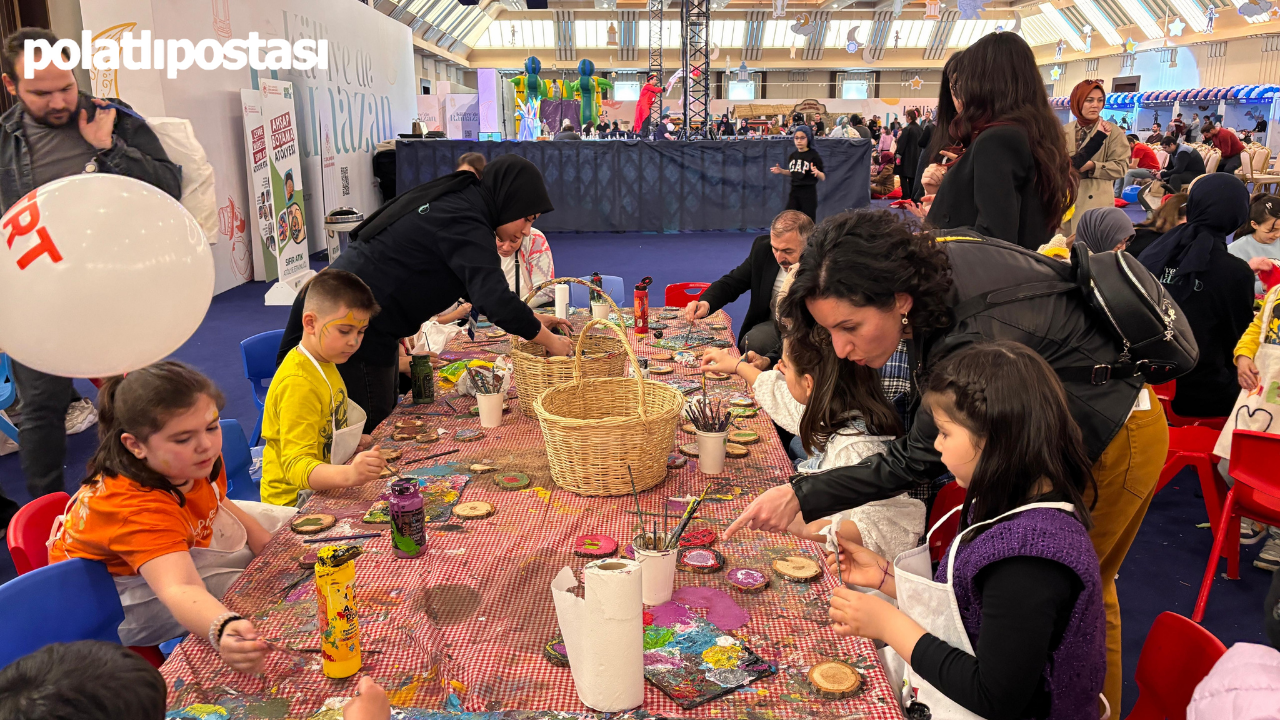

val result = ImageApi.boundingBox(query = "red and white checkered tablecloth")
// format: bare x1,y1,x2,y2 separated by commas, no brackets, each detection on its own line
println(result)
162,309,906,720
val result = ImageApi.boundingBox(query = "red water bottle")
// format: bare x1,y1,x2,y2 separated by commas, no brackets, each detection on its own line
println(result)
634,276,653,335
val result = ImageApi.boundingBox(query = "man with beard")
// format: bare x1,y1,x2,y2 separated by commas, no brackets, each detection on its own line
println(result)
0,28,181,527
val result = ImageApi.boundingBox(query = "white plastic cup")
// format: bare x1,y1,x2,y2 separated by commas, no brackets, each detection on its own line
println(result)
591,301,611,321
477,392,504,428
696,430,728,474
634,533,678,605
555,285,569,319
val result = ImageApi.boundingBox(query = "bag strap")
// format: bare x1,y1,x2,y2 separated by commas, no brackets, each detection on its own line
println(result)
950,280,1078,326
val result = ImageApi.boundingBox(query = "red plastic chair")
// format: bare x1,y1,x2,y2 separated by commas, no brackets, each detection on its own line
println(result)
1124,612,1226,720
1193,429,1280,622
1152,380,1227,430
928,481,968,563
1155,426,1230,535
6,492,69,576
664,282,710,308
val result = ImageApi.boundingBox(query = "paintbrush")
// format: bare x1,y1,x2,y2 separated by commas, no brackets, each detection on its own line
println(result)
424,448,460,461
285,647,384,654
440,396,458,412
626,465,645,538
276,569,314,598
302,532,382,544
665,482,713,550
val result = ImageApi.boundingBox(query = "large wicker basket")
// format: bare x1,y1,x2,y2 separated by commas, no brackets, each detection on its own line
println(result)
534,318,686,496
510,277,629,416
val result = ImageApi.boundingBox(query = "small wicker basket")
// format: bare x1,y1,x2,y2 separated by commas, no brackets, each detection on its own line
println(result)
510,277,628,416
534,318,686,496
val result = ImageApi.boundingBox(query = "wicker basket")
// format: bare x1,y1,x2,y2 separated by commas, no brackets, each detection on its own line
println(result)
534,318,686,496
510,277,629,416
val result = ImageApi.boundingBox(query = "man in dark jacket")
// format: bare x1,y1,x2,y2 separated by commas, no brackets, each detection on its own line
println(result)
684,210,812,367
895,109,924,200
1159,135,1206,192
0,28,182,527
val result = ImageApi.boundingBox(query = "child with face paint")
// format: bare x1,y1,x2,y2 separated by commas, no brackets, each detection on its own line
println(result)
262,270,387,507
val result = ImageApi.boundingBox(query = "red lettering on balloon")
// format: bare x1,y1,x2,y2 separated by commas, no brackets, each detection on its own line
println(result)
16,226,62,269
3,190,61,269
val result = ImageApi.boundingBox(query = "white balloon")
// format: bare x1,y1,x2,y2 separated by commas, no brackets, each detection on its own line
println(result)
0,173,213,378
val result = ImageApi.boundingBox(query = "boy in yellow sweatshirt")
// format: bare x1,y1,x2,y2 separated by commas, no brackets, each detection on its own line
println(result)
262,270,387,506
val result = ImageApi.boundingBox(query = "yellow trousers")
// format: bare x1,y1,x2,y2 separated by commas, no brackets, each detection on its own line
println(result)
1086,385,1169,713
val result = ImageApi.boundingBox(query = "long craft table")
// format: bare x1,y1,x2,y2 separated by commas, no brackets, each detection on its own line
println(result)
162,308,905,720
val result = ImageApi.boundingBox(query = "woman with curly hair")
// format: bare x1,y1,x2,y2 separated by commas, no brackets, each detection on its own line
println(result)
724,209,1168,714
921,32,1076,249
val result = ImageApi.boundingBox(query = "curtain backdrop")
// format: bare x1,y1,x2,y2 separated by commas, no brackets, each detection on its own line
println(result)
396,138,872,233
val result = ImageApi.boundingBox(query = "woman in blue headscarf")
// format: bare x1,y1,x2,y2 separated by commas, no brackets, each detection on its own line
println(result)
1138,173,1256,417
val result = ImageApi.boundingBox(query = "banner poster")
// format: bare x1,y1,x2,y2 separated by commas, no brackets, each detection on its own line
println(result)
416,94,444,133
261,79,310,289
445,94,480,140
241,89,278,281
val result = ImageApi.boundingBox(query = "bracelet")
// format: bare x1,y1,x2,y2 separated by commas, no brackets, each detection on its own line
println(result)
208,612,243,651
735,356,747,372
876,561,894,591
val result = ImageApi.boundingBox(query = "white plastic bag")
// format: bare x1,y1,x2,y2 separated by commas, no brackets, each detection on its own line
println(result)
146,117,218,244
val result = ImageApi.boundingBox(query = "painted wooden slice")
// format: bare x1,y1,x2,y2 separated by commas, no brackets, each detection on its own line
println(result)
649,365,674,375
297,550,319,569
380,465,398,478
709,339,733,348
809,660,862,699
380,448,402,462
709,323,728,331
728,407,758,418
677,547,725,574
657,312,678,320
677,527,717,548
728,430,759,445
726,567,771,594
391,432,416,441
681,422,697,435
290,513,336,535
705,372,731,381
486,329,508,338
649,322,669,330
395,419,425,430
725,443,749,459
729,395,756,407
476,321,493,328
494,472,530,490
452,501,495,520
773,555,822,582
573,534,619,558
652,351,674,361
678,443,700,458
454,428,485,442
543,635,570,667
417,429,441,443
362,501,391,525
666,453,688,469
621,543,636,559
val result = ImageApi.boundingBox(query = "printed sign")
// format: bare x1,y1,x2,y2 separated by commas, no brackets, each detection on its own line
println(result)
261,79,309,290
240,89,277,281
445,94,480,140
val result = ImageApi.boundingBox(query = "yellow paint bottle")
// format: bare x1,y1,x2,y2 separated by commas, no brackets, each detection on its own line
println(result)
315,544,362,679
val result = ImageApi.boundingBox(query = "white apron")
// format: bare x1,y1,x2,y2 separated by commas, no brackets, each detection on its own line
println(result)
886,501,1078,720
1215,290,1280,459
296,345,367,466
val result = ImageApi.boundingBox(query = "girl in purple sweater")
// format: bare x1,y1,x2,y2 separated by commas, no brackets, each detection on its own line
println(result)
829,341,1106,720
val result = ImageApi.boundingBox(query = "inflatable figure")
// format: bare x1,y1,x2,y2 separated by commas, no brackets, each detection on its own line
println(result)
565,59,613,128
509,56,551,135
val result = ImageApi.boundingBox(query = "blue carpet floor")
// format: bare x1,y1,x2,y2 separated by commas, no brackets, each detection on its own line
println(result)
0,227,1271,715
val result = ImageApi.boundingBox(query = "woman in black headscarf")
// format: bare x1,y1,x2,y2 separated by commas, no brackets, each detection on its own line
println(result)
278,155,574,429
1138,173,1255,417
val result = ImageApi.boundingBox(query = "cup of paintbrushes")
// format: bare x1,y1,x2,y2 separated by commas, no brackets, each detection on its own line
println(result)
633,531,678,605
477,391,505,428
695,429,728,474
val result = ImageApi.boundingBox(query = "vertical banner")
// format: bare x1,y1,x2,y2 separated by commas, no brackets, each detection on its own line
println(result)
261,79,310,291
241,89,277,281
445,94,480,140
478,68,501,136
417,94,444,133
318,104,342,262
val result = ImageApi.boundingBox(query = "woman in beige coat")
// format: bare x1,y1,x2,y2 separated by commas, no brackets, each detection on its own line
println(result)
1062,79,1129,235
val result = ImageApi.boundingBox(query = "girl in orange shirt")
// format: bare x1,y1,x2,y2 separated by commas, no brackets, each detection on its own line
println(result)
50,362,294,673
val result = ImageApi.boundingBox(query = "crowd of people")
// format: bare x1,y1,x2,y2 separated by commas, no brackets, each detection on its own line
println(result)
6,21,1280,720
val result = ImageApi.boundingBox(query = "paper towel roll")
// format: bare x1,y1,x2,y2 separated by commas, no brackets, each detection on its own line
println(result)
550,560,644,711
555,284,569,319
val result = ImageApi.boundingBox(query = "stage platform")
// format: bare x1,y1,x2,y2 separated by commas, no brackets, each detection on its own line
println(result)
395,138,872,233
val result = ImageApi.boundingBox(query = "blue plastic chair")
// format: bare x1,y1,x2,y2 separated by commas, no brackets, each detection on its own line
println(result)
0,353,19,442
0,558,125,668
221,418,258,502
240,329,285,446
569,275,625,309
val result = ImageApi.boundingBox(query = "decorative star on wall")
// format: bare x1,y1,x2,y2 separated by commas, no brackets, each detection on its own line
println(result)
1124,37,1138,53
1168,17,1186,36
1050,66,1062,80
1270,6,1280,19
909,75,923,90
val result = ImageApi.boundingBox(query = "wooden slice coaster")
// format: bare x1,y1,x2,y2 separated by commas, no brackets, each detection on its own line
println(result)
544,635,570,667
726,567,771,594
572,534,619,558
486,329,508,338
677,547,725,574
725,443,749,459
380,448,402,462
298,550,319,569
494,472,530,490
809,660,862,699
678,527,717,548
392,432,416,441
709,323,728,331
395,419,425,430
455,428,485,442
729,395,756,407
728,430,759,445
681,422,697,435
362,501,391,524
453,501,495,520
709,339,733,348
705,372,731,381
773,555,822,583
649,322,669,330
667,453,688,469
290,513,336,535
678,443,700,458
649,366,674,375
468,463,499,473
729,407,758,418
417,429,440,443
658,312,678,320
652,351,674,361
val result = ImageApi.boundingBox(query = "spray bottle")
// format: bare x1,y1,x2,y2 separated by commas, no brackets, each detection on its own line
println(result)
315,544,363,678
634,276,653,335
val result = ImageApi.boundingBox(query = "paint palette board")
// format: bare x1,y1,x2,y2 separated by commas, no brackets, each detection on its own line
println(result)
399,465,472,523
643,603,775,709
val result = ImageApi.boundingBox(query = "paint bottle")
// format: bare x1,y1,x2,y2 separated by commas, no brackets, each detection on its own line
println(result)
315,544,363,679
590,272,604,304
633,276,653,335
410,353,435,405
389,479,426,558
